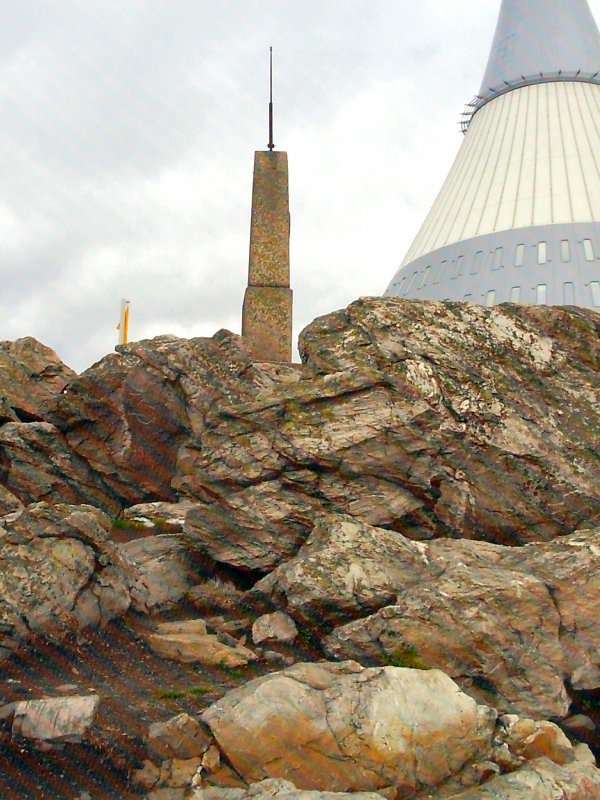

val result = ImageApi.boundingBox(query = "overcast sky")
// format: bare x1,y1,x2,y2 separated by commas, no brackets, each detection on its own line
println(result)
2,0,600,372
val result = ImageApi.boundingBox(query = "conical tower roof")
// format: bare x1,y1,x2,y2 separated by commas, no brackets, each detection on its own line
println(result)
385,0,600,311
479,0,600,104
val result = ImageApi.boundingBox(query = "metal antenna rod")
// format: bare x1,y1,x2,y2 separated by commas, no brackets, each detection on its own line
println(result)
268,46,275,150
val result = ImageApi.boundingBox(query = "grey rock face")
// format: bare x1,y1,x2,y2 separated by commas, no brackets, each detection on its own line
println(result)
0,337,76,424
12,695,99,745
46,331,285,509
1,330,287,513
176,300,600,572
122,534,199,613
0,422,118,514
0,503,132,660
256,514,600,719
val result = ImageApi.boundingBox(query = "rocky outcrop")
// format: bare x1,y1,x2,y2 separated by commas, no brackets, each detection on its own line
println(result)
176,300,600,573
45,331,295,509
0,301,599,798
0,331,298,514
256,515,600,719
0,337,76,423
202,661,497,794
0,422,118,513
0,503,132,660
3,302,599,568
446,757,600,799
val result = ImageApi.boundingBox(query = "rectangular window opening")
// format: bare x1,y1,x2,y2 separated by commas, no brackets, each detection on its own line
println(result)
492,247,504,270
583,239,595,261
485,289,496,307
591,281,600,307
560,240,570,262
509,286,521,303
433,260,447,285
563,282,575,304
537,242,547,265
404,272,418,296
471,251,484,275
536,284,548,305
514,244,525,267
452,255,464,279
418,266,431,289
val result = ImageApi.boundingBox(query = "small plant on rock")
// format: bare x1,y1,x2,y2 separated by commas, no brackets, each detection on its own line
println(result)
381,644,429,670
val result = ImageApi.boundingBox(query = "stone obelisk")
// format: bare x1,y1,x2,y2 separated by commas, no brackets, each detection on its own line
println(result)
242,50,292,363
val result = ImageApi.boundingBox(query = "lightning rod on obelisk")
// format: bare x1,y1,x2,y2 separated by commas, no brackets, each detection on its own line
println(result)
268,46,275,151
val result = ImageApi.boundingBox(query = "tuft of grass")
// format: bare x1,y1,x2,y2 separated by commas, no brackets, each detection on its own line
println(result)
188,686,211,697
155,689,187,701
112,517,147,530
219,663,246,679
381,644,429,670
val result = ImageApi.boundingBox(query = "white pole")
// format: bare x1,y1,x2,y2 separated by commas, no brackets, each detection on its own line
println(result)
117,299,130,345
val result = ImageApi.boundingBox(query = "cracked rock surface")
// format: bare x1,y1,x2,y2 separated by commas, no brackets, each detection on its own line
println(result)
262,516,600,718
202,661,497,794
0,502,132,661
177,299,600,572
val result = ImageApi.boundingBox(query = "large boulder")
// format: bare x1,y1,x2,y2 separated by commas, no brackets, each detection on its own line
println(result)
176,300,600,573
202,661,497,795
256,516,600,719
0,337,76,423
44,331,294,509
253,514,439,628
0,503,133,661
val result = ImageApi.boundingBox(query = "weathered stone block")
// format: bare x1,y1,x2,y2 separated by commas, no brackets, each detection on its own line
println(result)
248,151,289,288
242,286,292,363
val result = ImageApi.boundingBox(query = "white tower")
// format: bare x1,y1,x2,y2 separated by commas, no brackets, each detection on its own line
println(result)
385,0,600,311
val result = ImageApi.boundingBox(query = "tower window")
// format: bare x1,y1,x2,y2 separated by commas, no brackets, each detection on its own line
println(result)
452,255,464,279
537,242,547,264
509,286,521,302
404,272,418,295
536,284,547,304
492,247,504,270
433,260,447,285
514,244,525,267
485,290,496,307
560,240,570,262
591,281,600,307
583,239,595,261
471,251,483,275
463,293,472,301
418,266,431,289
563,282,575,304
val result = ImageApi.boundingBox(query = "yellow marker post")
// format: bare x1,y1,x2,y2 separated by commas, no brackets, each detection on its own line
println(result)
117,299,130,346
